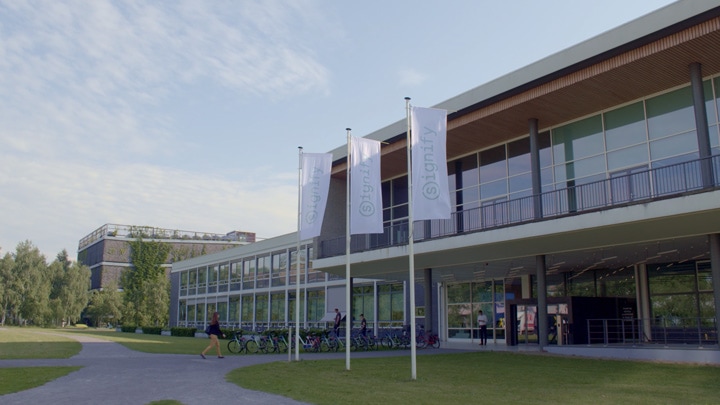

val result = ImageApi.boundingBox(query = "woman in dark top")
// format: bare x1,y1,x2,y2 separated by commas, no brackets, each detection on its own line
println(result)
201,311,226,359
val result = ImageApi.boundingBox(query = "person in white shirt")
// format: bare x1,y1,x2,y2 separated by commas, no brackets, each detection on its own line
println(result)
477,310,488,346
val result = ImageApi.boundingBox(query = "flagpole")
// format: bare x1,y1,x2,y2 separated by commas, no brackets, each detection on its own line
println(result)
345,128,352,371
295,146,303,361
405,97,417,380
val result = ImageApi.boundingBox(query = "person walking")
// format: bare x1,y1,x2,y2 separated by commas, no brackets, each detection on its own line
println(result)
477,310,488,346
359,313,367,337
333,308,342,337
201,311,226,359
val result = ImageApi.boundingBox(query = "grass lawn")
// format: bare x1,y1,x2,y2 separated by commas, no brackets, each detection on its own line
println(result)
0,366,82,395
0,328,82,359
57,328,212,354
227,352,720,405
2,327,720,404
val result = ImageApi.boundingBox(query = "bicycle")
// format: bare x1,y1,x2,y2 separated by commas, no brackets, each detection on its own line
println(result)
227,330,256,354
416,326,440,349
265,333,288,353
298,332,322,353
380,330,397,349
321,332,339,352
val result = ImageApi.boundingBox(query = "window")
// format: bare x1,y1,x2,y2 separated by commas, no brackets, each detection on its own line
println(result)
255,293,268,326
353,285,374,323
180,272,188,296
218,263,229,293
242,259,255,290
307,290,325,322
228,296,240,325
378,283,403,325
604,101,647,151
230,262,242,291
271,251,287,287
552,115,604,163
256,256,269,288
207,265,218,294
270,292,285,323
646,86,695,140
241,295,253,325
197,267,207,295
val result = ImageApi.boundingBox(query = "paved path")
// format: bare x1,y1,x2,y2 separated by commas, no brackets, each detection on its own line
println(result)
0,332,313,405
0,332,468,405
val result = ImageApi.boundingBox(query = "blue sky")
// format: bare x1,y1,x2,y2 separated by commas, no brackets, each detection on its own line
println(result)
0,0,676,260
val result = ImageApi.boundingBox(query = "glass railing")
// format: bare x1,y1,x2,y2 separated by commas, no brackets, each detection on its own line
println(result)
319,154,720,259
78,223,252,250
586,317,717,346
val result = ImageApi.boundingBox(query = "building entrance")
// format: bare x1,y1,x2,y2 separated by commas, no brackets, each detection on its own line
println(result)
507,297,636,345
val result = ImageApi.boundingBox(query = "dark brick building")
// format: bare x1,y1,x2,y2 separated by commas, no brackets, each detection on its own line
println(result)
78,224,254,290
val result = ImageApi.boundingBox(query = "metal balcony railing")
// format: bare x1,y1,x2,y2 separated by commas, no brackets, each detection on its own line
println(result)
78,223,250,250
319,154,720,259
586,317,718,347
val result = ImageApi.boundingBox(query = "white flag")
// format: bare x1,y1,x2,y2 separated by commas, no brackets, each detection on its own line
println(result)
350,136,383,234
411,106,451,220
299,153,332,240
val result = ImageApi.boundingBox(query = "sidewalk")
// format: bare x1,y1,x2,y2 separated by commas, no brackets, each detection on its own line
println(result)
442,338,720,365
0,333,310,405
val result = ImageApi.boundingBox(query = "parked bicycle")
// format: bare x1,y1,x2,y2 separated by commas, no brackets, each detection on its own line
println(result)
227,330,257,354
416,327,440,349
321,331,340,352
265,333,288,353
298,332,322,352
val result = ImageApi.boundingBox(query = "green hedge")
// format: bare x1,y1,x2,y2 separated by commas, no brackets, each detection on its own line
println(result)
141,326,163,335
120,325,137,333
171,327,197,337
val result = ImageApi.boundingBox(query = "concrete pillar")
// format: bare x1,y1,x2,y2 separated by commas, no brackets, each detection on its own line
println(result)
689,62,715,187
529,118,543,219
635,264,651,342
424,268,434,333
536,255,548,348
710,234,720,341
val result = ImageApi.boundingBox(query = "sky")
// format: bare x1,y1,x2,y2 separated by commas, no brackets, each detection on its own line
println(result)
0,0,678,261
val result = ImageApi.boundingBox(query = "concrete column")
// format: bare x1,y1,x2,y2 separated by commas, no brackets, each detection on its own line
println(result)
635,264,651,342
529,118,543,219
689,62,715,187
710,234,720,341
424,268,434,333
536,255,548,348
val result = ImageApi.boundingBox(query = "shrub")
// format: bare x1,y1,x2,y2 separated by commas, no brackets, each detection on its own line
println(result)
170,327,197,337
120,325,137,333
141,326,163,335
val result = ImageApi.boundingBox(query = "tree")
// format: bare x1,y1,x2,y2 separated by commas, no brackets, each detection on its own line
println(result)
122,238,171,327
48,250,91,326
0,251,16,325
86,280,123,327
13,241,50,325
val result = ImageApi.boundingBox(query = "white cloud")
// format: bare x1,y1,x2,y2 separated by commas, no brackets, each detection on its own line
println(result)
0,0,333,258
0,154,298,258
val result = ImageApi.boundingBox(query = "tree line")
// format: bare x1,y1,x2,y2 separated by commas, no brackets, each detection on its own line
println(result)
0,239,170,328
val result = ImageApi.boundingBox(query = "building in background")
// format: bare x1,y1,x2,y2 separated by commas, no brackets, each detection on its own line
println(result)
78,223,254,290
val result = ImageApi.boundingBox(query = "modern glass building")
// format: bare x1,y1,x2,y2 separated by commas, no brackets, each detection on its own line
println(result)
171,0,720,351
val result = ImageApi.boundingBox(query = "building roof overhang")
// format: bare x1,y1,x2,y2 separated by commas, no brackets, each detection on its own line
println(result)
328,1,720,181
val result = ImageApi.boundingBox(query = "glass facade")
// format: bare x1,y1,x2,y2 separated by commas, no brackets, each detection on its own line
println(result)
175,243,316,329
374,79,720,236
377,283,404,326
447,281,504,341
